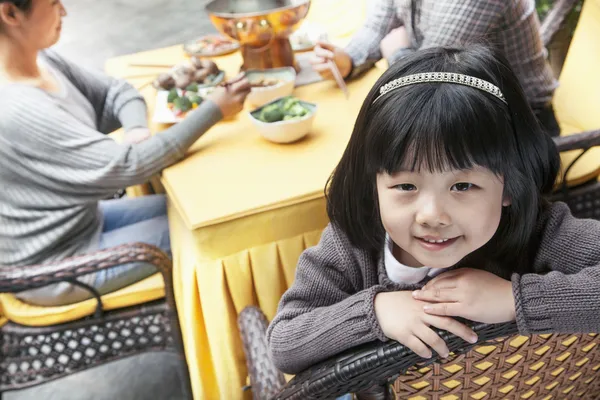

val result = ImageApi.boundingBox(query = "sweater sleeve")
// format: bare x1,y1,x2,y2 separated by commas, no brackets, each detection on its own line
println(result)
344,0,401,77
0,86,222,198
512,202,600,335
266,224,388,375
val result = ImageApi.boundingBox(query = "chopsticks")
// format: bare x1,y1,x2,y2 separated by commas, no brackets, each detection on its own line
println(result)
327,60,349,99
128,63,175,68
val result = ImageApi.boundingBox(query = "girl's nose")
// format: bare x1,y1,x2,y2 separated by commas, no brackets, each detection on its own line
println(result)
415,196,450,227
59,1,67,17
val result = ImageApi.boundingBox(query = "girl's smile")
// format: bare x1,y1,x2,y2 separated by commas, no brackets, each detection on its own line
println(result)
415,235,461,251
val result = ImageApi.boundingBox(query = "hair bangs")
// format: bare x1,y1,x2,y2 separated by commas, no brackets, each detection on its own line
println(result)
366,83,515,177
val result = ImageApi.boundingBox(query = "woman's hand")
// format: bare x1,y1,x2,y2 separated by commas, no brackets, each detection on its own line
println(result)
374,291,478,359
413,269,516,324
309,42,353,80
207,74,251,119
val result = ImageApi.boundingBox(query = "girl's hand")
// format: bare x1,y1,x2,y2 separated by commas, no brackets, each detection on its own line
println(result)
374,291,478,359
413,269,516,324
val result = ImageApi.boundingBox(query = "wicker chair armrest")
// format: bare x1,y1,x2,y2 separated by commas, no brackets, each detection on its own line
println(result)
274,321,518,399
0,242,172,293
540,0,581,47
239,306,287,399
553,128,600,152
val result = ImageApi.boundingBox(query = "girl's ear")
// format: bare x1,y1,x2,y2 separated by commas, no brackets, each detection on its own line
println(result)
502,197,512,207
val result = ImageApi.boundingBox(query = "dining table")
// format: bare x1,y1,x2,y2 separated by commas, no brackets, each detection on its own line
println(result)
103,6,384,399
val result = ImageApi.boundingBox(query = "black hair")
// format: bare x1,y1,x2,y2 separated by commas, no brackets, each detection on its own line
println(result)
326,44,560,265
0,0,32,30
0,0,32,11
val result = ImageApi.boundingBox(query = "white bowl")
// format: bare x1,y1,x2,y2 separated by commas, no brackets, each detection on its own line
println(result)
249,98,317,144
246,67,297,107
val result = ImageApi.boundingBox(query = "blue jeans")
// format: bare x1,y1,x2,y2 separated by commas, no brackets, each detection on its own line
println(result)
18,195,170,306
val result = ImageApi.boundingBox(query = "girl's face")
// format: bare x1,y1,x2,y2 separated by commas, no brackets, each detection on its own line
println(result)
376,166,509,269
3,0,66,49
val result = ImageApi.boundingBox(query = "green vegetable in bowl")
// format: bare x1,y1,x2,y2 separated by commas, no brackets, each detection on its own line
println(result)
260,104,284,123
281,97,299,111
167,88,179,103
286,103,308,118
256,96,311,123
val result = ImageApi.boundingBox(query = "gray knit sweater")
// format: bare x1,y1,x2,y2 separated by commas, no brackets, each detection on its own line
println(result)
267,202,600,374
0,50,222,267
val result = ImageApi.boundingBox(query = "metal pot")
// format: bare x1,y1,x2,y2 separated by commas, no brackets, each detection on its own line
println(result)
205,0,311,70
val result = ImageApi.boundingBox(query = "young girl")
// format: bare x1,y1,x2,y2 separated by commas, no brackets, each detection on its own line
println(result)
267,44,600,375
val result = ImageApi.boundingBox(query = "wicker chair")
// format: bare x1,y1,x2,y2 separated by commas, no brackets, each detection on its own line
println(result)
237,1,600,396
237,131,600,400
0,243,192,399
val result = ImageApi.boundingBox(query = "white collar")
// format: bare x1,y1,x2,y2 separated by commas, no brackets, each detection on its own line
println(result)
384,234,441,284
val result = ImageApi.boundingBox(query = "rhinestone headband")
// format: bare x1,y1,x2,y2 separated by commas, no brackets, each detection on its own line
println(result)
373,72,507,104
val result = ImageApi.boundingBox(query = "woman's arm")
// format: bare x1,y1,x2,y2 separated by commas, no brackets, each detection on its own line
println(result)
344,0,402,78
266,224,388,374
0,86,222,198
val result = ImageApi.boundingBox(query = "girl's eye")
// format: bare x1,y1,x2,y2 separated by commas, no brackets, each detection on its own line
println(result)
394,184,417,191
452,182,474,192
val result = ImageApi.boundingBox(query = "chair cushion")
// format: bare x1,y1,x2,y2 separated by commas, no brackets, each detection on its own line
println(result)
0,273,164,327
554,0,600,186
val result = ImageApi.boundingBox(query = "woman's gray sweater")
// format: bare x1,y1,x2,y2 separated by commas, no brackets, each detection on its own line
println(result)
0,50,222,267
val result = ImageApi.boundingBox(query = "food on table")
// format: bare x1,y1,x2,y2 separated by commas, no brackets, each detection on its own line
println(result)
174,74,193,90
172,96,193,113
193,68,211,84
185,83,199,92
257,97,310,123
184,35,239,56
173,65,195,78
191,57,219,75
250,77,282,88
156,73,175,90
167,88,179,103
152,58,223,90
166,86,205,118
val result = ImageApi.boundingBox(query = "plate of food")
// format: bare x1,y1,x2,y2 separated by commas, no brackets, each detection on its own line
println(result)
152,58,224,124
153,85,215,124
183,34,240,57
152,57,224,91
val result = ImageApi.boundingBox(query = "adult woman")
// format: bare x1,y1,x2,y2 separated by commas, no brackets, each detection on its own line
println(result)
0,0,250,305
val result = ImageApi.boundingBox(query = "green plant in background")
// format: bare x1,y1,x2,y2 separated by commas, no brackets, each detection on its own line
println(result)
536,0,584,36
